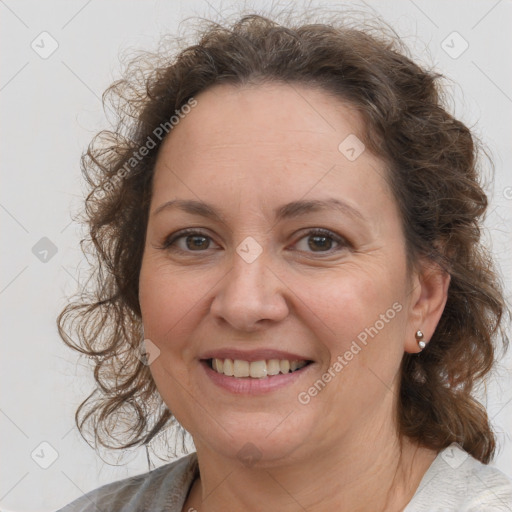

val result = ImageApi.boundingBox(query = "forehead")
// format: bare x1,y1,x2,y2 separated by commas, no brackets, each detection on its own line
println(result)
160,82,367,157
151,83,394,220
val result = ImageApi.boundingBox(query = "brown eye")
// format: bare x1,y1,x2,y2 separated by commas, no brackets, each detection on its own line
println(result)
293,229,349,254
161,229,218,252
184,234,210,250
307,234,334,251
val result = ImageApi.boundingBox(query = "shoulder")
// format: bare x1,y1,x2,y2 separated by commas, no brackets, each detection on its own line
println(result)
462,457,512,511
405,443,512,512
55,452,198,512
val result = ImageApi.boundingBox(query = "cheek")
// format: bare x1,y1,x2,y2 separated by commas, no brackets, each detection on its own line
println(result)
299,264,406,367
306,265,391,327
138,260,206,351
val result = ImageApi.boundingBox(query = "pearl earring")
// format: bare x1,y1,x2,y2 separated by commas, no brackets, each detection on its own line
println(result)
415,330,426,350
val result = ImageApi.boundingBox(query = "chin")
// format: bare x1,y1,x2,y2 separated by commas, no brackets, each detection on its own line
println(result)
191,411,315,468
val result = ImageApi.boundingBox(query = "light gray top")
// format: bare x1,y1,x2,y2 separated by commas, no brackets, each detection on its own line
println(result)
57,442,512,511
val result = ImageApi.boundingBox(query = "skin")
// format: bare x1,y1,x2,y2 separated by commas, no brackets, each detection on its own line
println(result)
138,83,450,512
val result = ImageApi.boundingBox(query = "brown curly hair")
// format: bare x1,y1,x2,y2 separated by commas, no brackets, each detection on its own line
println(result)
58,11,509,464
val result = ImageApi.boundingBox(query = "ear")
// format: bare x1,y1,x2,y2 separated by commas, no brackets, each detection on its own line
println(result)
404,261,450,354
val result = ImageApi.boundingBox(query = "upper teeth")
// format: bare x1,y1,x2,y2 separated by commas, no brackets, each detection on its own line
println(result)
211,358,308,379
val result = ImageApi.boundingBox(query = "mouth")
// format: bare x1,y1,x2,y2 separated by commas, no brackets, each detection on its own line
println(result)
204,358,313,379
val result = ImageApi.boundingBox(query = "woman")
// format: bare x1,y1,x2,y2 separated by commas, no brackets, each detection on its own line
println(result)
57,11,512,512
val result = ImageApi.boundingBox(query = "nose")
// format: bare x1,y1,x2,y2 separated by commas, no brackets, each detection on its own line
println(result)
209,249,290,332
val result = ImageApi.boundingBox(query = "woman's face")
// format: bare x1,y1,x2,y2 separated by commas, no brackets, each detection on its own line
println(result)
139,83,424,465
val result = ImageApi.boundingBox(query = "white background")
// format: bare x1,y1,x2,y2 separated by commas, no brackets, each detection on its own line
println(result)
1,0,511,510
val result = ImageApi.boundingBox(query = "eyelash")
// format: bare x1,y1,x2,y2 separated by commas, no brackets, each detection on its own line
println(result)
159,228,350,256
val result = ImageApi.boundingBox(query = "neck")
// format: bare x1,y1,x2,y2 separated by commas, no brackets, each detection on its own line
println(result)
184,426,438,512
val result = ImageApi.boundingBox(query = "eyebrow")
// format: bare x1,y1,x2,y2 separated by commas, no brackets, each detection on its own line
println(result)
153,197,366,223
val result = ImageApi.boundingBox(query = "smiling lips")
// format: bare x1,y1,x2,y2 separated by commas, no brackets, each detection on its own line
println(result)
209,358,310,379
